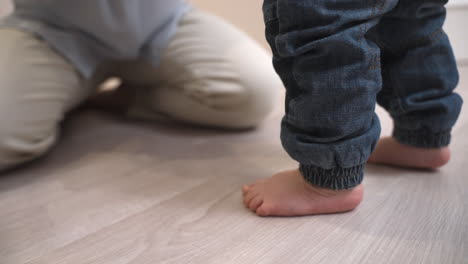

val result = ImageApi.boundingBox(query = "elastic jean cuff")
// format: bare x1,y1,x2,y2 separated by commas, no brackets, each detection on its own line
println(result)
393,128,451,148
299,164,365,190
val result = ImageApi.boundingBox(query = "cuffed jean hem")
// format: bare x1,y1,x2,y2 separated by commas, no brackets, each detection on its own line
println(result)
299,164,365,190
393,128,451,148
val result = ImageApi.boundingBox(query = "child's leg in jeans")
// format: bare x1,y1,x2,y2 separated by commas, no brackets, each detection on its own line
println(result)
368,0,463,169
243,0,400,216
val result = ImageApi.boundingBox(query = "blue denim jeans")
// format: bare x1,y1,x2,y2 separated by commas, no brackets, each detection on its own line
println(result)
263,0,463,189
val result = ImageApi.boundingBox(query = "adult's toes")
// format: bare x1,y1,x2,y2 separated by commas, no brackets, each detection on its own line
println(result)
248,196,263,211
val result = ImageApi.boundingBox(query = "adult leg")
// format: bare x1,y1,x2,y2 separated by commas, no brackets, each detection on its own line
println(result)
125,9,282,130
0,29,89,171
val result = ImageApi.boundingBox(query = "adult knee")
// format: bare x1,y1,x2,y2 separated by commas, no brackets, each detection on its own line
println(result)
0,29,82,171
223,38,282,129
147,9,283,130
0,116,56,171
0,30,56,171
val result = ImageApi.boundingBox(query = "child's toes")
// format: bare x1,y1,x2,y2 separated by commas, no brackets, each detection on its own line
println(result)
243,190,260,207
248,196,263,211
242,182,260,193
256,204,272,217
242,185,250,194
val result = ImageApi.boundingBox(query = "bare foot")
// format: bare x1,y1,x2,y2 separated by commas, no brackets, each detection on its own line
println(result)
242,169,363,217
368,137,450,169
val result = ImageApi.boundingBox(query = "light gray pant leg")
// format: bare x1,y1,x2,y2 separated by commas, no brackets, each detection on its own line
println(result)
127,9,282,129
0,29,88,171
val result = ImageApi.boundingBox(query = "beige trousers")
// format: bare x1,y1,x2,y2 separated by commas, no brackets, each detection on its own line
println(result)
0,9,281,171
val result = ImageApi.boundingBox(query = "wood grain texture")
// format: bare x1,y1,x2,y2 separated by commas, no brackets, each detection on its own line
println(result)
0,67,466,264
0,0,467,263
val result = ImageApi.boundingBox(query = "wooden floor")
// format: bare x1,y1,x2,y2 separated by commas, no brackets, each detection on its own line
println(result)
0,66,466,263
1,1,468,263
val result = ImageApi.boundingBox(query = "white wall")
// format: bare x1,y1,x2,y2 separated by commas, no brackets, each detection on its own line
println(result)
0,0,466,63
193,0,468,64
446,1,468,63
0,0,11,17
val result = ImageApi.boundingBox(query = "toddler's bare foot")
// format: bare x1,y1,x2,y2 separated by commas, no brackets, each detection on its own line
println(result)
242,169,363,217
368,137,450,169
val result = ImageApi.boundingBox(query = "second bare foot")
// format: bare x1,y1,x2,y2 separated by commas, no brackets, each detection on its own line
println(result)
368,137,450,169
